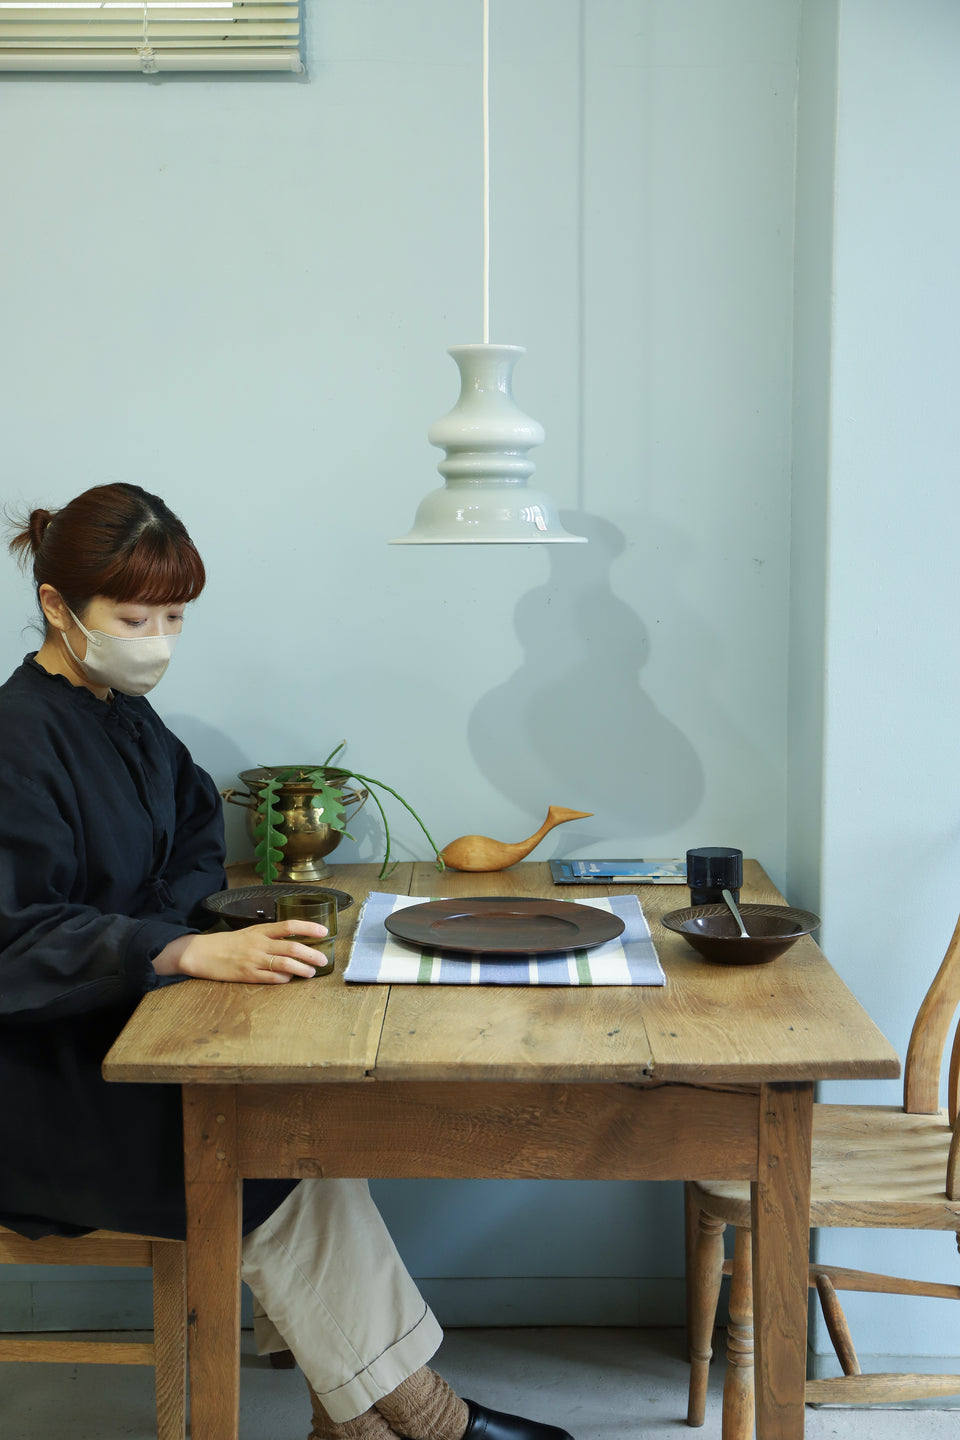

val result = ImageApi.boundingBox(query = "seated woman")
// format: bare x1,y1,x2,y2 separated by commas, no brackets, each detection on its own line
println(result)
0,482,573,1440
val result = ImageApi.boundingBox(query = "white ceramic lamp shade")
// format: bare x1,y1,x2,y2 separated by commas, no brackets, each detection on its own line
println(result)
390,344,586,545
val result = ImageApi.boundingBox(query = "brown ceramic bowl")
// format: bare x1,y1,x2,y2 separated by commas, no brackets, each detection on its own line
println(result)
202,884,353,930
660,903,821,965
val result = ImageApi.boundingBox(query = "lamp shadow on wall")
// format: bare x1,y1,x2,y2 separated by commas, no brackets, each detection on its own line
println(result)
466,511,704,846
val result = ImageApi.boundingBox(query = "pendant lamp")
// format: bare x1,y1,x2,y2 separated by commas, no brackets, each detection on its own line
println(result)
390,1,586,546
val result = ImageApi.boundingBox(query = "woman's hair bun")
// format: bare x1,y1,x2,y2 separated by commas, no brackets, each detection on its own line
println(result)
7,506,54,566
27,508,54,549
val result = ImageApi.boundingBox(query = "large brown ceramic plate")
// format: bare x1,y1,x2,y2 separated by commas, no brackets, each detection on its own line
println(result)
384,897,624,956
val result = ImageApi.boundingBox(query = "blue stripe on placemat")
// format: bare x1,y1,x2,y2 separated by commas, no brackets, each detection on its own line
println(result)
427,952,517,984
530,952,578,984
606,892,661,981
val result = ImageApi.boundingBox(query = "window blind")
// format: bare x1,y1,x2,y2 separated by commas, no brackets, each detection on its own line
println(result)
0,3,303,72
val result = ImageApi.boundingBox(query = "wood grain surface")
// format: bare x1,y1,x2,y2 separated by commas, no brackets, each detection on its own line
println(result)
394,860,899,1085
228,1079,760,1181
751,1082,814,1437
688,1105,960,1230
103,859,899,1087
182,1088,243,1440
105,864,406,1083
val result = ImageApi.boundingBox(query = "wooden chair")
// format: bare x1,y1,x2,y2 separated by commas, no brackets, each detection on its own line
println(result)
0,1226,186,1440
685,909,960,1435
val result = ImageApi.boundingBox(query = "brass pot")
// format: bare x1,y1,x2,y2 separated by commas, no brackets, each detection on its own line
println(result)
223,767,368,882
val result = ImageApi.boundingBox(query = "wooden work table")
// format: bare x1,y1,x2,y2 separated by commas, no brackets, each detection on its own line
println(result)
104,860,899,1440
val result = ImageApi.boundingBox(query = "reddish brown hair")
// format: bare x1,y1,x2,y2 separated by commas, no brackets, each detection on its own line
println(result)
8,483,205,618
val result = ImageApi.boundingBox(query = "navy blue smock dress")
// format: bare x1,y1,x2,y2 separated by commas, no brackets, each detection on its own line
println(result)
0,656,294,1238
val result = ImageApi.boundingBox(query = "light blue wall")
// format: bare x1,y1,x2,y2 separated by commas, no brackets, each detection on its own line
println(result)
786,0,836,922
801,0,960,1372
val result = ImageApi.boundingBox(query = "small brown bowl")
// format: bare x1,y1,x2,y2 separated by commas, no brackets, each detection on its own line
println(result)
203,884,354,930
660,903,821,965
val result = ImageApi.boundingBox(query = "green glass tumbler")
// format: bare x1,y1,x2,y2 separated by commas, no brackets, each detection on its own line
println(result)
275,893,337,976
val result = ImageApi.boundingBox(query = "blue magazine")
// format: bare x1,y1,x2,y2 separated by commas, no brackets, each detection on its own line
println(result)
550,859,686,884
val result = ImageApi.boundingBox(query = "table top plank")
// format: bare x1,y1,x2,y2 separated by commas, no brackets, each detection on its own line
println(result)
375,984,656,1081
633,862,898,1083
375,860,656,1080
104,864,411,1083
375,861,899,1084
636,935,899,1082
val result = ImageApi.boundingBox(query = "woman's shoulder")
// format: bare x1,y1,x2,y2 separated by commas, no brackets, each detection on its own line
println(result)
0,656,66,722
0,658,79,765
0,655,105,724
0,663,74,799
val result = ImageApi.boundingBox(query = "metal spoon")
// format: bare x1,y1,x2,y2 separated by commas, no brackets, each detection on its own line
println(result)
722,889,750,938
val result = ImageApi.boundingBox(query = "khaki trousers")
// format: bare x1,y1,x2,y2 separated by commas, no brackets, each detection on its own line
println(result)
240,1178,444,1421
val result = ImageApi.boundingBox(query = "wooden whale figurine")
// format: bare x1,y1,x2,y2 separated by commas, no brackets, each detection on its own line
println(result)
440,806,593,872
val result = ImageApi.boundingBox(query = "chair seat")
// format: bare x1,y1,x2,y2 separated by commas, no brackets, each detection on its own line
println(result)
692,1104,960,1230
0,1225,166,1264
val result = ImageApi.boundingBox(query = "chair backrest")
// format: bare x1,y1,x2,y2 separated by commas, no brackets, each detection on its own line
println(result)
903,910,960,1122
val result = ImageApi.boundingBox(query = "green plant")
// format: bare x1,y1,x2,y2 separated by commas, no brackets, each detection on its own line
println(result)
252,742,445,883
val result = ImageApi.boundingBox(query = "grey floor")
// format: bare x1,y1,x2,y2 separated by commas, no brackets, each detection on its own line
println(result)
0,1328,956,1440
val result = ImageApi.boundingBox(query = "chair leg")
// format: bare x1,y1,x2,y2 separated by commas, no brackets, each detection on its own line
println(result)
722,1228,754,1440
815,1271,861,1376
686,1208,726,1426
151,1241,188,1440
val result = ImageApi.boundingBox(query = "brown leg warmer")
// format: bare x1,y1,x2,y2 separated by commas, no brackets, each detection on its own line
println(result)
374,1367,469,1440
308,1385,404,1440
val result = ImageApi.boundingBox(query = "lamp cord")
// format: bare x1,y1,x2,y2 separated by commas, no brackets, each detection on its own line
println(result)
138,0,158,74
482,0,490,344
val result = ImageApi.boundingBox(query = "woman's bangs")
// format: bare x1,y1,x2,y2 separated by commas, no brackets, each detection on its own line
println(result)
106,532,206,606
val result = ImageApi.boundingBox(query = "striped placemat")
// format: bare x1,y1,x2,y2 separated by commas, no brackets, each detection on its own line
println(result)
342,892,665,986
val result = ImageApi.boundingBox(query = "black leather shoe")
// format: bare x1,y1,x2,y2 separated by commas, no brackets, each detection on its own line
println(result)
462,1399,574,1440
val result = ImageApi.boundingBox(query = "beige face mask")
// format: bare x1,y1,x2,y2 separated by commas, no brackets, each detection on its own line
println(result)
63,608,179,696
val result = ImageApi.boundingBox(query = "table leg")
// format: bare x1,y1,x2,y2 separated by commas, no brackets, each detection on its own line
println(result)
752,1082,814,1440
183,1086,243,1440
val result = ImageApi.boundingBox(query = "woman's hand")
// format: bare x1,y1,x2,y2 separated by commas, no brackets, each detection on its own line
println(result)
153,921,328,984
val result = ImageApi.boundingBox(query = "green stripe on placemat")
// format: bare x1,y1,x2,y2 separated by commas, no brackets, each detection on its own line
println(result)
575,949,593,985
417,951,435,984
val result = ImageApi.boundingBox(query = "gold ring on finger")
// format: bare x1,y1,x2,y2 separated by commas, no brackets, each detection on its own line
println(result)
268,956,276,972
